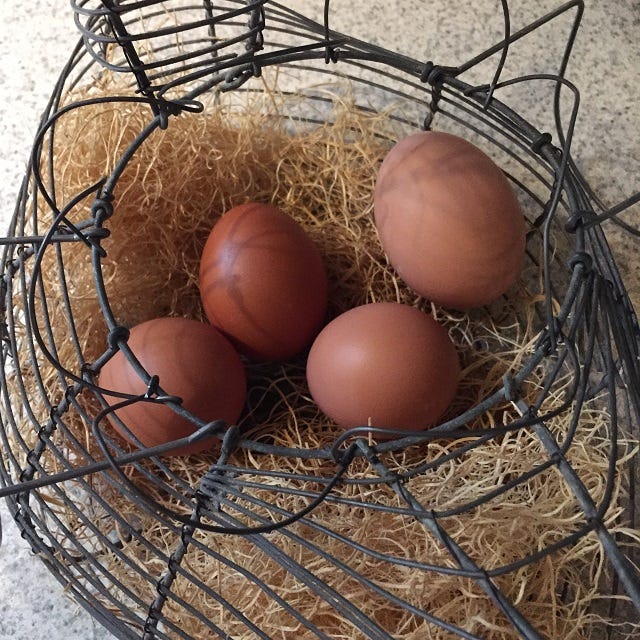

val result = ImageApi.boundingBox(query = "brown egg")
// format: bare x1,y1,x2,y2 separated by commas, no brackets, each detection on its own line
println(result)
98,317,246,456
306,302,459,434
199,202,328,362
374,131,526,310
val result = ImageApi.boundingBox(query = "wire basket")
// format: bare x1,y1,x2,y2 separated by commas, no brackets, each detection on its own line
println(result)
1,1,639,639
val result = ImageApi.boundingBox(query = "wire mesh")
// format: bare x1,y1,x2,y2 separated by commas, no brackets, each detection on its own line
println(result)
1,1,639,639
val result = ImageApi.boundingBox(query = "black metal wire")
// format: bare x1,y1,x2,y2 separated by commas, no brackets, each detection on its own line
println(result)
1,1,639,639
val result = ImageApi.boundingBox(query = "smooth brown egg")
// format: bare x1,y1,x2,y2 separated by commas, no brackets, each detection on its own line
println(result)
98,317,246,456
374,131,526,310
306,302,460,434
199,202,328,362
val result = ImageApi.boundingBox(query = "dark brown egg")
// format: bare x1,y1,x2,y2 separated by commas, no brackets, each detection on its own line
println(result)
306,302,460,434
374,131,526,310
98,317,246,456
199,202,328,362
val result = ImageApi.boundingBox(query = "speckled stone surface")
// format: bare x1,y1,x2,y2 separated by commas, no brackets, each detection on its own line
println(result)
0,2,638,639
0,4,117,637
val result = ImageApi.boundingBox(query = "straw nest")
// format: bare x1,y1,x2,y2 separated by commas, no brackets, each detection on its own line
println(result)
10,71,638,640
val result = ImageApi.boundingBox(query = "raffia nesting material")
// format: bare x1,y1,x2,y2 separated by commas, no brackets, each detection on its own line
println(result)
12,72,638,639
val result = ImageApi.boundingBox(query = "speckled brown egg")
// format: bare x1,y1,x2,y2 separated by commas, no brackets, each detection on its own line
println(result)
199,202,328,362
306,302,460,434
374,130,526,310
98,317,246,456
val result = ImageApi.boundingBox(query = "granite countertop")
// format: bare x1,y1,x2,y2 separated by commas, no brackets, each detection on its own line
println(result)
0,2,638,639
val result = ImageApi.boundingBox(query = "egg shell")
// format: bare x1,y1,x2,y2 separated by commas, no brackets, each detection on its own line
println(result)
199,202,328,362
306,302,460,434
374,130,526,310
98,317,246,456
